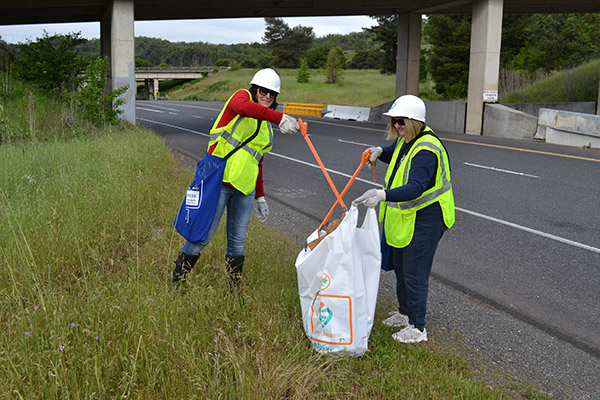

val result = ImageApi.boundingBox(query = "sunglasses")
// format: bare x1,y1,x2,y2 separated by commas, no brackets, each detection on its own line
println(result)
258,86,278,97
392,118,406,126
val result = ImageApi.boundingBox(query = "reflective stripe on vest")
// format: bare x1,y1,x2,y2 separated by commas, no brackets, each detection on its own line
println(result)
209,117,274,163
387,141,451,210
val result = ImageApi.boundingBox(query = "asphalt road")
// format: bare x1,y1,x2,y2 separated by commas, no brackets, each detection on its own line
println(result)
137,100,600,397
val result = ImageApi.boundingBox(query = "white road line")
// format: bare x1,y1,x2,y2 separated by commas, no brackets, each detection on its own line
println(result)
137,117,209,137
464,162,540,178
267,152,382,187
142,104,181,112
339,139,373,147
139,117,599,254
136,107,164,113
456,207,600,254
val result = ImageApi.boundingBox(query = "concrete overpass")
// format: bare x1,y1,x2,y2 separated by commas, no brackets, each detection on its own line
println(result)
2,1,599,133
135,66,229,99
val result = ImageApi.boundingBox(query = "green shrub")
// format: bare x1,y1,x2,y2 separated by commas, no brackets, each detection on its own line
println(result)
296,59,310,83
14,32,86,96
325,47,346,84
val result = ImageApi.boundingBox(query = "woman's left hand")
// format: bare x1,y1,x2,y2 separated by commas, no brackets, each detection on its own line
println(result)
254,196,269,222
352,189,386,208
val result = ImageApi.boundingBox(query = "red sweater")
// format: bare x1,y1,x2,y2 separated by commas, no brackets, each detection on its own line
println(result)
208,89,283,198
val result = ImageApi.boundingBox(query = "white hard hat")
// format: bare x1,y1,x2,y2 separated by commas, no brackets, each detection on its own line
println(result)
250,68,281,94
383,95,426,122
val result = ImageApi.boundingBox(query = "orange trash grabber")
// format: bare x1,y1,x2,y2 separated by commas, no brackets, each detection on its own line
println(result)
298,118,347,211
316,149,372,233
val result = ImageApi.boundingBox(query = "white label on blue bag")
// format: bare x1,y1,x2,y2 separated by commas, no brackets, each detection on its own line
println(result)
186,189,200,207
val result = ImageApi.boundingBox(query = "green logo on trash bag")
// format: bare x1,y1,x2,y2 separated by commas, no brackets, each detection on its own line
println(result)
319,302,333,328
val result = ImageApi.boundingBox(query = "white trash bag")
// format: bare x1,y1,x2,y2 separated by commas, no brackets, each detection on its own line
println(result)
295,205,381,356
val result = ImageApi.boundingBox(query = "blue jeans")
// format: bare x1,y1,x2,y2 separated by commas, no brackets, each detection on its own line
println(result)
181,185,255,258
393,218,446,330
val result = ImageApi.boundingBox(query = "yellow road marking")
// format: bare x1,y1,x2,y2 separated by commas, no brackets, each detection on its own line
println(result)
305,118,600,163
442,138,600,162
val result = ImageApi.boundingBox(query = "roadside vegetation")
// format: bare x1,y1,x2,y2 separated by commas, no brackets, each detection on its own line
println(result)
161,60,598,107
500,58,600,103
167,68,398,107
0,57,555,398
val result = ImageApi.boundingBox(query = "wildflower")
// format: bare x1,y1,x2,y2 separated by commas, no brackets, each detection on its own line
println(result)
71,322,75,327
25,332,30,336
59,345,65,351
34,306,38,311
117,283,121,286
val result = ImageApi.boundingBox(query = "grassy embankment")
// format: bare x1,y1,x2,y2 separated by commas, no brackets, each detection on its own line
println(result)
165,60,600,107
167,69,399,107
500,59,600,103
0,73,552,398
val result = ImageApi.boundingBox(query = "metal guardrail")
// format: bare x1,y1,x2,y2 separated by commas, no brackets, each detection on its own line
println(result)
283,102,326,117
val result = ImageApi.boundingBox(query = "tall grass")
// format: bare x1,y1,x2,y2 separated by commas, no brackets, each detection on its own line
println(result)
0,127,551,398
0,70,101,144
0,73,550,398
501,59,600,103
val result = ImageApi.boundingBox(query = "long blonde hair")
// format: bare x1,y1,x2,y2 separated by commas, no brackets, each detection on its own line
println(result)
386,118,426,142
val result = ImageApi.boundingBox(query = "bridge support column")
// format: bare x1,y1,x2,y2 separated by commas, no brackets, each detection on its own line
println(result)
465,0,503,135
395,13,422,97
110,0,135,124
144,79,150,100
153,78,159,100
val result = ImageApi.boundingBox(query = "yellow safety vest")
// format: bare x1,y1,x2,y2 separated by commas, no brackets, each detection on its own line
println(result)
208,90,274,195
379,129,455,248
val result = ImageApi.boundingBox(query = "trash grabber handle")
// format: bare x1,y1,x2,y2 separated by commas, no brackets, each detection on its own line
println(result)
298,118,347,210
317,149,371,232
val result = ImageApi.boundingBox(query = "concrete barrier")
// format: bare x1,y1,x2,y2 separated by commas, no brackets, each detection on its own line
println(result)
283,102,326,117
483,103,538,140
505,102,597,117
537,108,600,149
369,101,393,125
425,101,466,134
322,105,371,122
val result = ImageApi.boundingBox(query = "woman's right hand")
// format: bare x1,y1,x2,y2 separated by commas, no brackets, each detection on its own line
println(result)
365,146,382,162
278,114,300,134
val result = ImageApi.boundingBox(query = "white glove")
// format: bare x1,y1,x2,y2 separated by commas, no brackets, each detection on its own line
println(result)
365,146,382,162
352,189,386,208
254,196,269,223
278,114,300,134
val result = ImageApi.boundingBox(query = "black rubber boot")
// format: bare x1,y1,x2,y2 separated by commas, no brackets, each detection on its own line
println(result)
226,255,244,294
172,252,199,288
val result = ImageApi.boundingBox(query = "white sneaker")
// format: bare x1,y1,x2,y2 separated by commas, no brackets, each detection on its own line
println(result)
392,324,428,343
382,311,409,327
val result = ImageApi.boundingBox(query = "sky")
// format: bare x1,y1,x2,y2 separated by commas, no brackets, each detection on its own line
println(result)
0,16,377,44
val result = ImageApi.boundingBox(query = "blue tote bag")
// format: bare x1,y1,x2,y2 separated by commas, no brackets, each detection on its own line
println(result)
174,121,262,242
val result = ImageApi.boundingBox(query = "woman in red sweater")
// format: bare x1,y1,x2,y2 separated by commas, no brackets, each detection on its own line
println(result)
172,68,299,291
